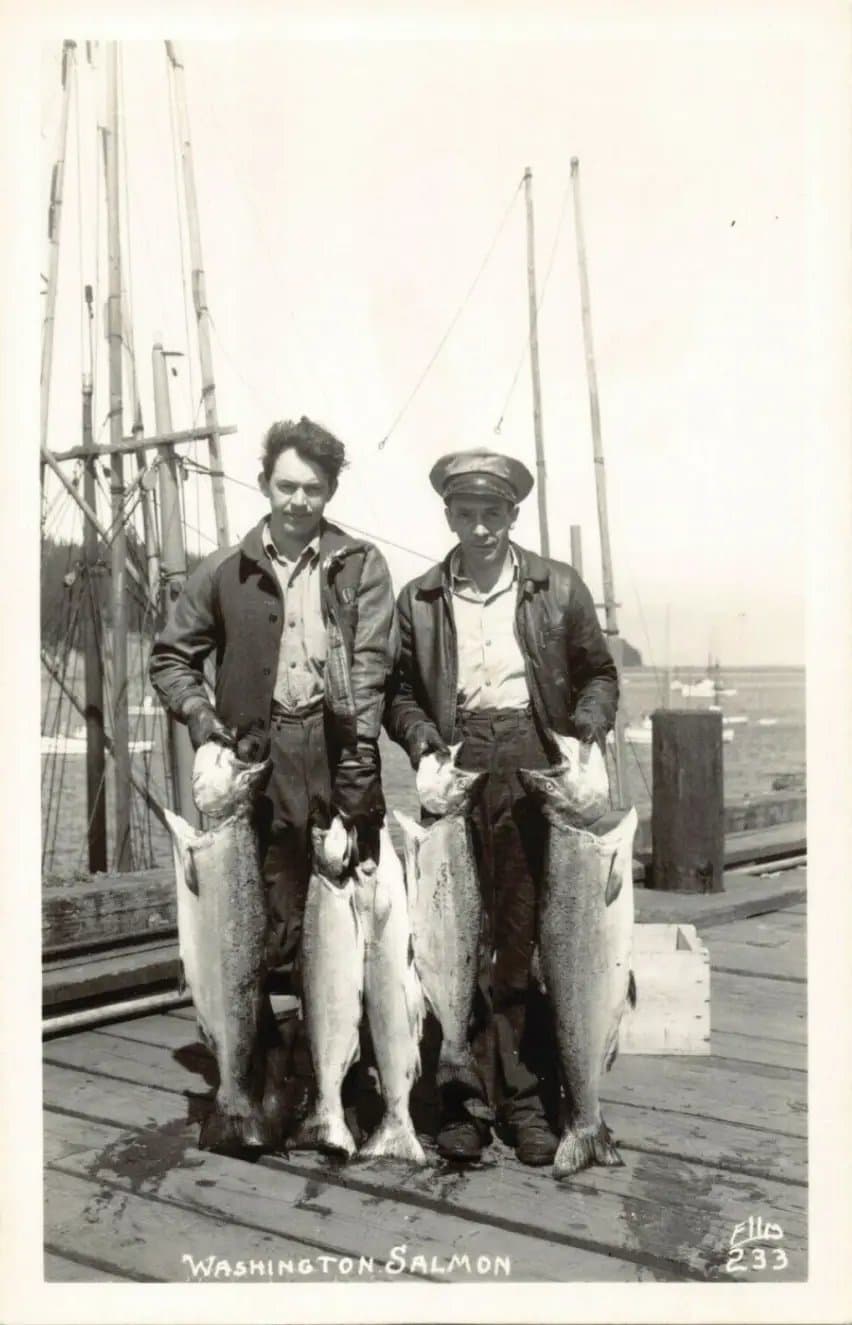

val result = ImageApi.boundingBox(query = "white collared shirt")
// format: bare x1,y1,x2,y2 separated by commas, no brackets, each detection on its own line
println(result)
262,522,327,712
450,547,530,711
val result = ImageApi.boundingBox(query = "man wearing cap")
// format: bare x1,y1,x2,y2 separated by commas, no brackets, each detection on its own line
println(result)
385,448,618,1165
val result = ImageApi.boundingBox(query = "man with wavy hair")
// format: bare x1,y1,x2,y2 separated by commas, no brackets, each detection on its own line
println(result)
150,417,396,1135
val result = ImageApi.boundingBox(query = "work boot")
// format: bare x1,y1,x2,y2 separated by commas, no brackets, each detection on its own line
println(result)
436,1114,492,1163
501,1094,559,1167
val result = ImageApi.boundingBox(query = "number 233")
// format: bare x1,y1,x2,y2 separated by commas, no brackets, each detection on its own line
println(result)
726,1246,789,1273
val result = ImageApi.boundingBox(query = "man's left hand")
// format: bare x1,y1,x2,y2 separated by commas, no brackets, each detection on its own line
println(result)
332,741,386,831
574,715,608,753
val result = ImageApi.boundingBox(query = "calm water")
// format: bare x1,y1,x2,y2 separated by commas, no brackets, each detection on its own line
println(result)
41,664,805,880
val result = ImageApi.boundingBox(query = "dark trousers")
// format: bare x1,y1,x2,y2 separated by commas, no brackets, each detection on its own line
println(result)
455,707,559,1124
259,704,338,972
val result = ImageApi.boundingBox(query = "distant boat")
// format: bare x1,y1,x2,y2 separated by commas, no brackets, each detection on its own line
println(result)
615,718,734,746
708,707,748,725
674,677,737,699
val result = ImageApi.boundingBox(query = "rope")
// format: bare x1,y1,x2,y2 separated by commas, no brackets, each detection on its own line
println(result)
210,464,435,564
378,175,525,451
492,169,574,435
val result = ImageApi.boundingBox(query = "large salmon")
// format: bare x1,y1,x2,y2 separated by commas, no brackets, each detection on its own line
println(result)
292,816,365,1158
358,831,426,1163
519,736,637,1179
163,741,274,1153
394,745,487,1096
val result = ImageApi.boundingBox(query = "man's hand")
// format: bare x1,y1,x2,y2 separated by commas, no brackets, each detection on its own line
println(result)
409,722,450,769
332,741,386,830
573,714,608,753
183,700,235,752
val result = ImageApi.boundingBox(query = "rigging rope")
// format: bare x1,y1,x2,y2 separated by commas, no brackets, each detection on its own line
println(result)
210,464,435,564
492,169,574,435
377,175,525,452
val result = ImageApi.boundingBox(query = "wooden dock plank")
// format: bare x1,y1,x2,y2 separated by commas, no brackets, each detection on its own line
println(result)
48,1167,427,1284
709,1030,806,1073
262,1150,805,1282
49,1016,807,1140
635,869,806,928
43,938,180,1007
705,938,805,983
712,971,806,1043
42,1059,806,1280
44,1110,644,1282
42,1042,806,1186
44,1251,131,1283
43,869,175,955
601,1056,806,1138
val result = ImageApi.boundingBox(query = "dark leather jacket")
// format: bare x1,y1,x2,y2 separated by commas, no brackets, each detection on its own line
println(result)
149,518,397,750
384,542,618,760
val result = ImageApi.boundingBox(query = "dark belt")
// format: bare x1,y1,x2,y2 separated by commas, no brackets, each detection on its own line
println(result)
270,698,324,727
456,704,534,731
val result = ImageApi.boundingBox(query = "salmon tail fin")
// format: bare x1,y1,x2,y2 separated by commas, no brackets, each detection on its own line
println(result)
554,1120,624,1179
199,1100,276,1155
627,969,637,1008
435,1049,483,1097
290,1107,357,1159
359,1114,426,1165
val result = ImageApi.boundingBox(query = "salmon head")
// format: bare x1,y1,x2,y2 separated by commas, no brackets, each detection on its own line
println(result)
310,815,356,883
518,733,610,826
191,741,271,819
416,743,487,816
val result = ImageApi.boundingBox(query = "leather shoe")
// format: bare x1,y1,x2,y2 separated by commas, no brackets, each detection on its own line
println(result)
436,1116,490,1163
513,1115,559,1167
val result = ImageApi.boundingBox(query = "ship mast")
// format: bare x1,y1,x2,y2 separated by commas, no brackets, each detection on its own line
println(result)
41,42,76,460
104,41,133,870
165,41,230,549
523,167,550,557
570,156,628,805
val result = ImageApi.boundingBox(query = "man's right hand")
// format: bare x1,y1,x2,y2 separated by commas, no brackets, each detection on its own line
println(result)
410,723,450,769
184,701,235,752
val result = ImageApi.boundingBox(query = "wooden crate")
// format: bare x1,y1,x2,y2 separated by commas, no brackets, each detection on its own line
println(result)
619,923,710,1055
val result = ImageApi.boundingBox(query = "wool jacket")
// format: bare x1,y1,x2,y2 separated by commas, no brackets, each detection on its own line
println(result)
149,518,397,750
384,542,618,760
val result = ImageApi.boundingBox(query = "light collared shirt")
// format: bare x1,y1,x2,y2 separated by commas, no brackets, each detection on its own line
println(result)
263,522,327,713
450,546,530,711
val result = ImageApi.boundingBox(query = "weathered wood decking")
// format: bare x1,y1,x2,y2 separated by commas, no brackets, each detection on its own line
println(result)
42,870,807,1284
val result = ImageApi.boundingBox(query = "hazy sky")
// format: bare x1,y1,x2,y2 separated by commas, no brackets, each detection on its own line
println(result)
38,12,839,665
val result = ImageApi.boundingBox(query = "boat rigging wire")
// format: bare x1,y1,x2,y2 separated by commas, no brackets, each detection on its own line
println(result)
492,167,573,435
377,174,525,452
210,464,435,564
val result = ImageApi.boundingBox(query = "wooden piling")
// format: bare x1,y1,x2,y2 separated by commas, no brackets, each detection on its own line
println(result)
650,709,725,893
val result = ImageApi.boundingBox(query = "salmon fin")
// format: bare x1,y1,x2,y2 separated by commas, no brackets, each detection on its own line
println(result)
554,1119,623,1178
199,1101,276,1154
163,806,202,896
359,1115,426,1165
290,1108,357,1158
627,969,638,1009
603,851,622,906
